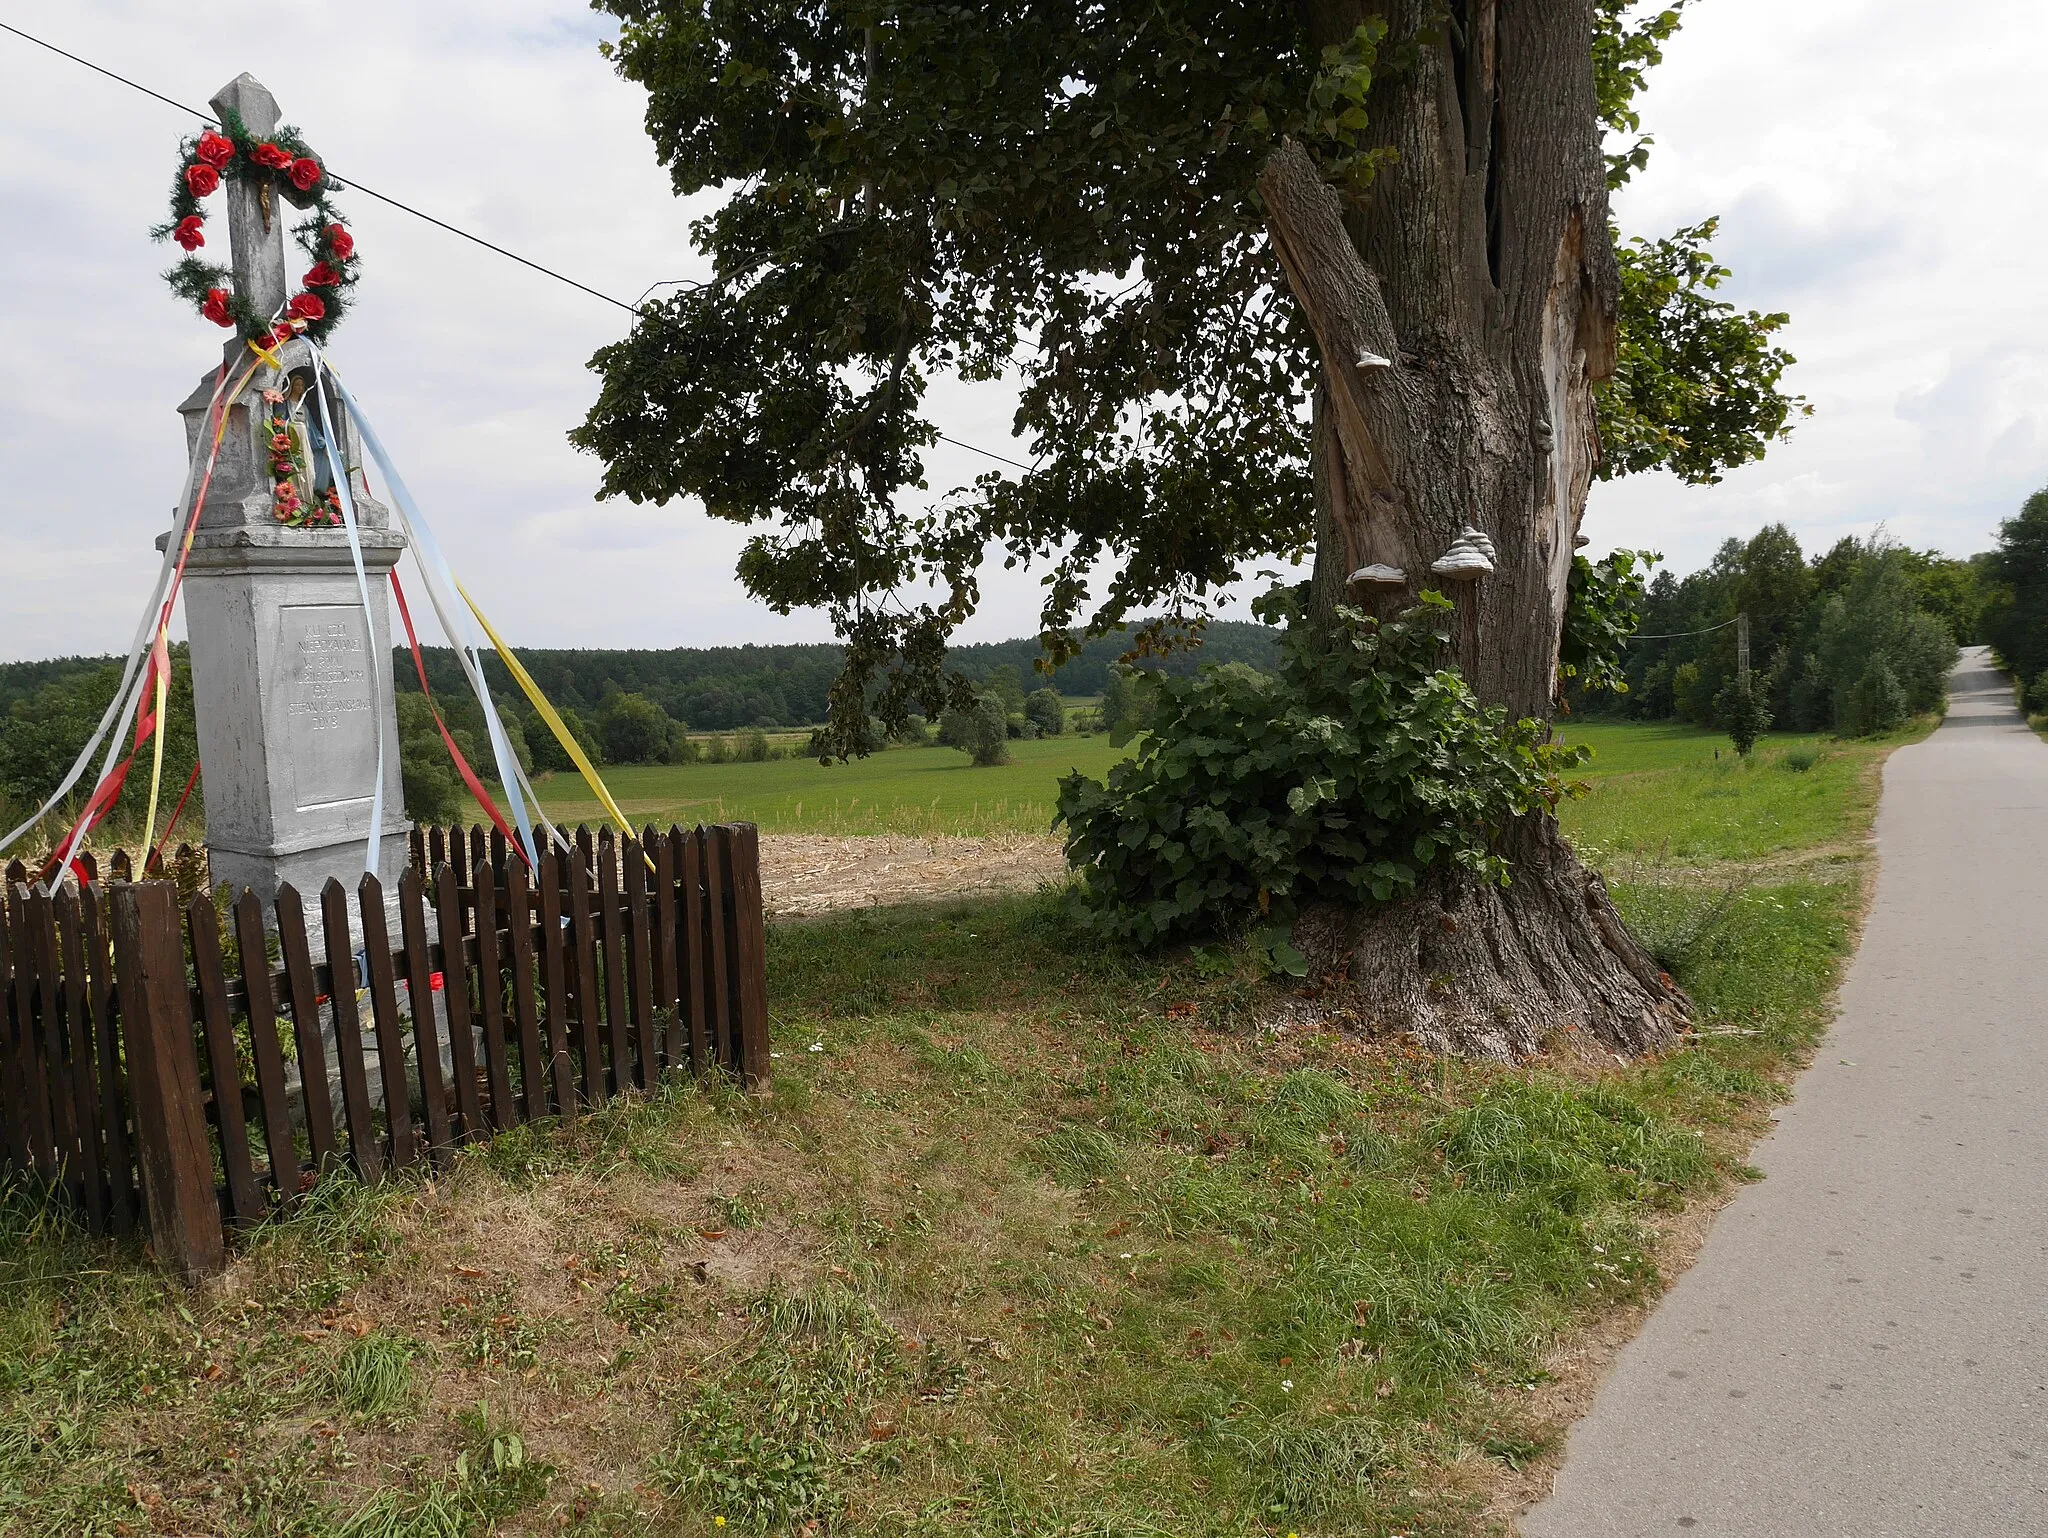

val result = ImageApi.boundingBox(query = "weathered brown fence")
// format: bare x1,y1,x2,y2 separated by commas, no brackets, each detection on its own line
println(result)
0,823,769,1281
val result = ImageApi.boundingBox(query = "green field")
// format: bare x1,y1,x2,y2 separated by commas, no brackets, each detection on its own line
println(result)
1554,722,1907,867
537,721,1905,864
532,734,1134,836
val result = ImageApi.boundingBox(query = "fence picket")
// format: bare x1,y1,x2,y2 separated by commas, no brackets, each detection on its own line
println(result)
358,876,418,1171
471,861,516,1129
725,825,772,1088
648,829,680,1071
397,870,453,1162
275,885,339,1176
566,853,605,1108
503,859,547,1121
30,888,79,1202
186,896,264,1226
320,879,383,1181
434,864,485,1141
78,884,136,1234
112,883,224,1282
623,838,658,1089
54,888,107,1231
596,842,632,1097
0,898,28,1175
536,850,576,1116
233,891,298,1201
676,828,709,1075
701,828,735,1070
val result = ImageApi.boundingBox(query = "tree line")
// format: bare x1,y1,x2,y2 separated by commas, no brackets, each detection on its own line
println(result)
1578,526,1982,737
1980,486,2048,713
0,622,1279,833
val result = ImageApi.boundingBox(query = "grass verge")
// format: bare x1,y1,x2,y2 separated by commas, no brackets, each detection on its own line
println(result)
0,721,1920,1536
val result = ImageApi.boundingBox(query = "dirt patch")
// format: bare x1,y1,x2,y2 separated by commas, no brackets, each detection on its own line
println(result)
759,833,1068,918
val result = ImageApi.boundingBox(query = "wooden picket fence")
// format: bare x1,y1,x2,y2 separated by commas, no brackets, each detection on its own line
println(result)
0,823,769,1280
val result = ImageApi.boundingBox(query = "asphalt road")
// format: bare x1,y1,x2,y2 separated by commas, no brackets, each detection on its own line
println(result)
1524,648,2048,1536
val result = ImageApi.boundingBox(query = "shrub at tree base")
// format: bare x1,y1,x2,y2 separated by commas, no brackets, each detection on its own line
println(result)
1056,595,1584,948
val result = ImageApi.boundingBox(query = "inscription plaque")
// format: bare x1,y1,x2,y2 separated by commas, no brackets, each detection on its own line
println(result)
279,603,377,809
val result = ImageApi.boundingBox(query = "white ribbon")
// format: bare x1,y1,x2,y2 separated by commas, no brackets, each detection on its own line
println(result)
307,353,389,882
310,346,545,868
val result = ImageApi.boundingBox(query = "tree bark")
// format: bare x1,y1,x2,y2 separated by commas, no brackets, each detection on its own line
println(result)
1265,0,1688,1058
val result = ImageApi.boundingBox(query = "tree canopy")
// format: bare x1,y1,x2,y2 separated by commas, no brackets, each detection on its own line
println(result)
578,1,1805,750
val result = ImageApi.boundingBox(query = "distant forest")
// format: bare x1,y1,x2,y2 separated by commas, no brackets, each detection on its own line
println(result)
390,621,1281,731
0,622,1281,736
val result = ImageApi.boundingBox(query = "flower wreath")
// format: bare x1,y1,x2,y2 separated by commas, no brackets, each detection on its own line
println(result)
151,107,360,348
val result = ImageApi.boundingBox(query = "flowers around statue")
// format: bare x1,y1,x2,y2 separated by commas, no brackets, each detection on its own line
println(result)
152,107,359,347
262,388,343,530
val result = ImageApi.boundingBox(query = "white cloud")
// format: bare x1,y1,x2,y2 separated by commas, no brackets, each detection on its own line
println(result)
3,1,2044,664
1586,0,2048,574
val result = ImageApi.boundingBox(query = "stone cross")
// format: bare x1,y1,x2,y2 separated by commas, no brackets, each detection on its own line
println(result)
211,75,289,327
167,74,411,920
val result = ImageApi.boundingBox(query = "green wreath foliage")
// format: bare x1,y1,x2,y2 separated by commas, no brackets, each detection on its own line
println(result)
1055,592,1588,948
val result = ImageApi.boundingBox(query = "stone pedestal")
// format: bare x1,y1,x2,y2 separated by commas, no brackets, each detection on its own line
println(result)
164,338,411,920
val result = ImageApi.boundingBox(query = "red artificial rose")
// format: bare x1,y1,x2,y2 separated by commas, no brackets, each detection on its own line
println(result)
251,141,294,170
325,224,355,260
201,288,234,327
271,322,298,345
287,292,326,322
173,215,206,252
288,157,322,193
184,162,220,198
194,130,235,170
302,262,341,288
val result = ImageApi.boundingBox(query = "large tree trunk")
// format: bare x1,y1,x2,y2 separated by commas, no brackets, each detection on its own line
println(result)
1265,0,1688,1058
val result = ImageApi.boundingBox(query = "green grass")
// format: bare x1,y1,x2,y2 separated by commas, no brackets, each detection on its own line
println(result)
1555,723,1922,866
0,719,1906,1536
531,734,1132,837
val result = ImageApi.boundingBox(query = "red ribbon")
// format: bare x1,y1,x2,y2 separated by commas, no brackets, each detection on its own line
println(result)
389,571,527,866
146,760,204,876
42,361,235,884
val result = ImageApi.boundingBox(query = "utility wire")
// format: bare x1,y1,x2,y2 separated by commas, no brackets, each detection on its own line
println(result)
1,20,1044,477
0,20,648,313
1627,617,1741,641
936,431,1036,471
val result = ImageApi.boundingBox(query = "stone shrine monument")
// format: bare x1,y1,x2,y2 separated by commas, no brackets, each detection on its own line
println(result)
167,74,409,907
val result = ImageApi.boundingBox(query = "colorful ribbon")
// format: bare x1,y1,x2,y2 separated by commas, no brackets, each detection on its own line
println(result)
390,571,528,864
456,579,641,844
32,351,262,887
311,349,544,868
307,351,389,881
147,760,203,875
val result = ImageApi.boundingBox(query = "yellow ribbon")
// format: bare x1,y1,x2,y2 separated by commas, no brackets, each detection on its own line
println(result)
456,578,641,843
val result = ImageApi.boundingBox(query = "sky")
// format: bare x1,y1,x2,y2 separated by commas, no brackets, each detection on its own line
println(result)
1,0,2043,664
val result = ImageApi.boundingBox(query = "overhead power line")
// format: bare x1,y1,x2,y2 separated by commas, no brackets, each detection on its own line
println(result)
0,19,1041,476
1627,617,1742,642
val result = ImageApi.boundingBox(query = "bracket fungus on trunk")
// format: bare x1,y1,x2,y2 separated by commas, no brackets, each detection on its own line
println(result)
1430,527,1497,581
